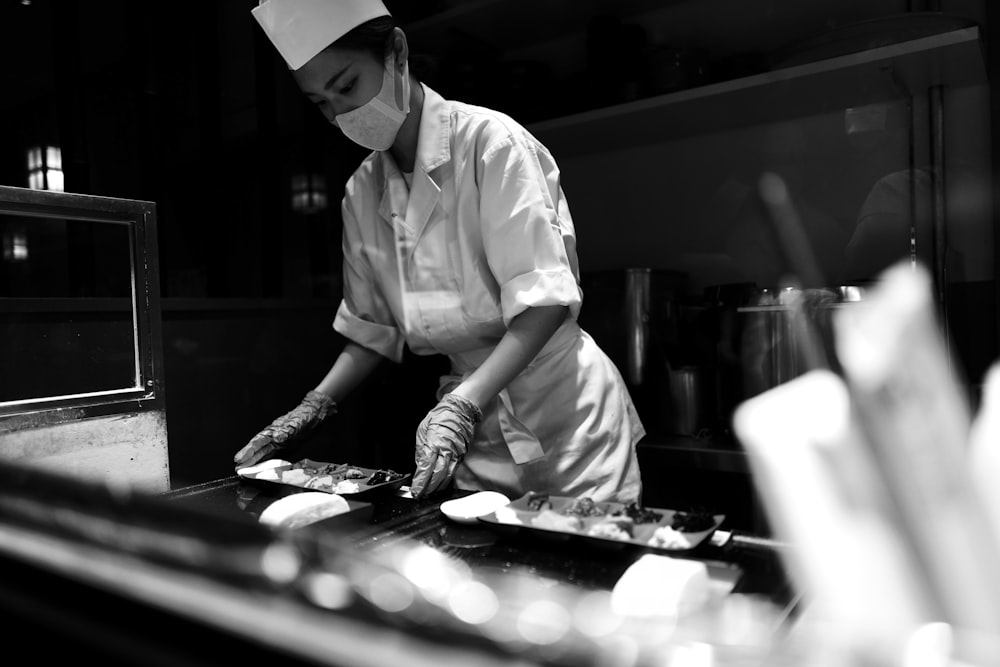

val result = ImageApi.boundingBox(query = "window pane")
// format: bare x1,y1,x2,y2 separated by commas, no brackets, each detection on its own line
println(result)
0,213,137,401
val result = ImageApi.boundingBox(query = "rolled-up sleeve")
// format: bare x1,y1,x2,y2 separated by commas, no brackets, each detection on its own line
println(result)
333,200,405,363
478,136,582,326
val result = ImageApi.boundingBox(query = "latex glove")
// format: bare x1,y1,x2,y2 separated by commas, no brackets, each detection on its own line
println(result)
233,390,337,470
410,393,483,499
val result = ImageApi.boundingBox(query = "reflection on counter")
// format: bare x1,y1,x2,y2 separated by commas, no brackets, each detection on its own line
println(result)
0,454,796,667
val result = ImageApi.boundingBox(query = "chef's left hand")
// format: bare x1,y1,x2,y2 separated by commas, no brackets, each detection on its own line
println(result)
410,393,483,499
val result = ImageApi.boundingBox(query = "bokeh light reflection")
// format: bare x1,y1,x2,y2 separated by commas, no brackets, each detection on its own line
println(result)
260,543,301,584
594,633,641,667
447,580,499,625
368,572,415,613
303,571,354,610
573,589,623,638
400,544,468,601
517,599,571,645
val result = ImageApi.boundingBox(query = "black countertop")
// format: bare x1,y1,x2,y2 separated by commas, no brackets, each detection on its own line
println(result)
163,475,795,605
0,465,800,667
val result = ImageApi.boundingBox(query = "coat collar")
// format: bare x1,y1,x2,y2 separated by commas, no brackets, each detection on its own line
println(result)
377,84,450,238
414,84,451,173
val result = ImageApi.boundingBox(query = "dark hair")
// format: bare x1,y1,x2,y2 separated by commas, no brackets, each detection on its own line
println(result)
330,16,397,60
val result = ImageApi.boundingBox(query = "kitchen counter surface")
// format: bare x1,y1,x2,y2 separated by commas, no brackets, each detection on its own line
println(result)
0,463,799,666
165,475,793,596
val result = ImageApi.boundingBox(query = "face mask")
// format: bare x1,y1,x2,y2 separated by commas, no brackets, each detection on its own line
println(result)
333,54,410,151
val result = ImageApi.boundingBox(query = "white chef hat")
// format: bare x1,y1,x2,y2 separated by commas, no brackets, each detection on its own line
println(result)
252,0,392,71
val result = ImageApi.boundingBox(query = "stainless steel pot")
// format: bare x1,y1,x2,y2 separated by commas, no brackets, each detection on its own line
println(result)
663,364,712,436
624,268,652,386
737,286,860,399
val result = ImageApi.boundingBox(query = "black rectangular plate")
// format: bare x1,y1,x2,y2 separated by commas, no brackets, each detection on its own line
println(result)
237,459,410,501
478,493,725,555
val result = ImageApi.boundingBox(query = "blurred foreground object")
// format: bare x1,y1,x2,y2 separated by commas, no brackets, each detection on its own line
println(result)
833,263,1000,645
734,370,933,666
970,364,1000,532
734,261,1000,666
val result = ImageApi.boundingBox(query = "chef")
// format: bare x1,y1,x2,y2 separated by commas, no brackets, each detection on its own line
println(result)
235,0,645,502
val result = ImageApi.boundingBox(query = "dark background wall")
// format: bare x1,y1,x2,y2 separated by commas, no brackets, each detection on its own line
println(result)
0,0,451,487
0,1,996,532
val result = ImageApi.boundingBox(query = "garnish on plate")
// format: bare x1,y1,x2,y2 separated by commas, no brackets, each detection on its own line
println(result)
525,491,552,511
562,496,606,517
612,501,663,524
671,507,717,532
367,469,405,485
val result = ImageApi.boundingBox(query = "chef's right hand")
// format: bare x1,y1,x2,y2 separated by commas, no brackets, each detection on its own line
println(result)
410,393,482,498
233,390,337,470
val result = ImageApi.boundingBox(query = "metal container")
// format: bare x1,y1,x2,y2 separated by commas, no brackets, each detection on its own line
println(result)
578,268,686,388
664,364,712,436
624,268,652,386
737,286,859,399
578,268,688,433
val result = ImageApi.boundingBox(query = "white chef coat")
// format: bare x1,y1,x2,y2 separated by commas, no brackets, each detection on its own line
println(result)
333,84,644,503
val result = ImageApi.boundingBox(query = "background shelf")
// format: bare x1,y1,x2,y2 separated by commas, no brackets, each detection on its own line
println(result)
403,0,684,52
526,26,986,156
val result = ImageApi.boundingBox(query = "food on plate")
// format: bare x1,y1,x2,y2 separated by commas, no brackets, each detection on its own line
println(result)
531,509,584,533
292,460,359,478
291,459,329,475
671,508,717,532
525,491,552,511
237,459,291,476
441,491,511,523
647,525,692,549
334,480,360,494
612,502,663,524
586,517,633,541
493,505,523,525
476,493,720,550
245,458,407,496
563,496,606,517
258,492,351,530
281,469,313,486
254,467,282,481
304,475,335,492
367,469,406,485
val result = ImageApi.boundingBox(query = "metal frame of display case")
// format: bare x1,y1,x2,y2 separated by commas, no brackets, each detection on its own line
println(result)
0,185,165,431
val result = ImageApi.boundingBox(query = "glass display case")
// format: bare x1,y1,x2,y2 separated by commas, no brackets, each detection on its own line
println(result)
0,185,168,490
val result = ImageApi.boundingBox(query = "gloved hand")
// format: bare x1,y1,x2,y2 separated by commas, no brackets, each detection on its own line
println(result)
410,393,483,498
233,390,337,470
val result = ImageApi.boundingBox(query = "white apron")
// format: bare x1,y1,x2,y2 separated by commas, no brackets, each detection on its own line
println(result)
444,319,643,503
333,85,644,504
